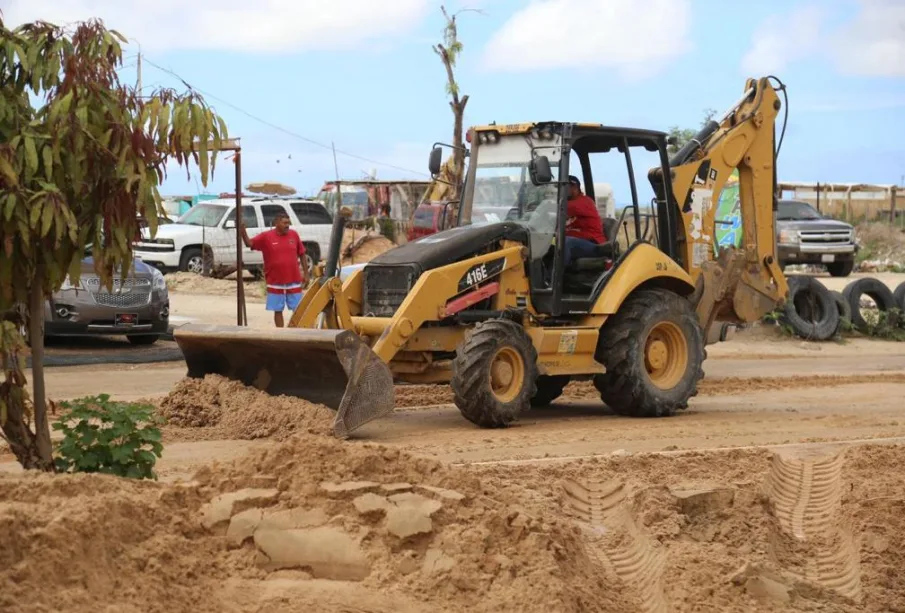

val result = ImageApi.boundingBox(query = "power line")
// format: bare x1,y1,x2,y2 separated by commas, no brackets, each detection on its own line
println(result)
141,56,429,178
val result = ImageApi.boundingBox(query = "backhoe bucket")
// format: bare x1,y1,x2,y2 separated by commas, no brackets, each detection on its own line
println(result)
173,324,395,438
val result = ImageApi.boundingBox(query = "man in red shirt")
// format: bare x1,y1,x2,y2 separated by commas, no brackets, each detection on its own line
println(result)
240,211,309,328
564,175,606,267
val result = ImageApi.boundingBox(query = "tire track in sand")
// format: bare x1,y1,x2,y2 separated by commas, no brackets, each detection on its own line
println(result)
764,451,862,602
394,372,905,408
561,478,668,613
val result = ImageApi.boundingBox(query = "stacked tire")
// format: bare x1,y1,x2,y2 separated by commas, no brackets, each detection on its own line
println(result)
780,276,839,341
841,277,900,333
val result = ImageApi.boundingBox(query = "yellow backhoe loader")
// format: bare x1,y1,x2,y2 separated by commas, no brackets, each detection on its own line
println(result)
175,76,790,438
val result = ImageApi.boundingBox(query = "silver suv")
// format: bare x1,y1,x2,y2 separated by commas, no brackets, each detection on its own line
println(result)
776,199,859,277
45,254,169,345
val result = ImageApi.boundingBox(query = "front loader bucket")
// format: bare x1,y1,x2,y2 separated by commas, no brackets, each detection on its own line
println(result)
173,324,395,438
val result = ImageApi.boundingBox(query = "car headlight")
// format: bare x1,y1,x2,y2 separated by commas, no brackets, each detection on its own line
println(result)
778,229,800,245
152,268,167,291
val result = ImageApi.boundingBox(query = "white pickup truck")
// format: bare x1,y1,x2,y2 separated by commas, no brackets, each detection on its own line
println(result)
133,197,334,274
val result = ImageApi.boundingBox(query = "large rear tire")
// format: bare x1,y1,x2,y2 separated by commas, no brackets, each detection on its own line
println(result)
593,289,704,417
451,319,538,428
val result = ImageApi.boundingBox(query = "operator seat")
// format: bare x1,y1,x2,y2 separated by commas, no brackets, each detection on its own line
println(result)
569,217,620,273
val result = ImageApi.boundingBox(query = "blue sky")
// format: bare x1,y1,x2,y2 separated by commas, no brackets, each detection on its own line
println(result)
3,0,904,205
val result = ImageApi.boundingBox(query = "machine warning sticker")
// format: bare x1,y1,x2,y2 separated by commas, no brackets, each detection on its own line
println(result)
458,258,505,292
692,242,711,267
557,330,578,354
709,167,718,182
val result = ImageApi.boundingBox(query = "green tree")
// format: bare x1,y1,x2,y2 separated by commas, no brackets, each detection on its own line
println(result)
433,5,477,207
667,108,718,155
0,15,227,470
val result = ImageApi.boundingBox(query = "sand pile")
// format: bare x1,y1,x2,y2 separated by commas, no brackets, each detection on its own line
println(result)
0,471,230,613
340,228,396,265
188,432,636,612
165,272,266,299
158,375,334,440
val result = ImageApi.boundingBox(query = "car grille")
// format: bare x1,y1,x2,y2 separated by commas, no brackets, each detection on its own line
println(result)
362,265,418,317
85,277,153,309
798,229,853,247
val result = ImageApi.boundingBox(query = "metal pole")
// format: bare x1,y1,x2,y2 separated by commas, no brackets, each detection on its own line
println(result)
235,149,246,326
891,186,898,225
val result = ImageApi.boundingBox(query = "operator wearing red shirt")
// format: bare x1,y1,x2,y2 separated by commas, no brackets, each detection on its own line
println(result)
240,211,310,328
564,175,606,266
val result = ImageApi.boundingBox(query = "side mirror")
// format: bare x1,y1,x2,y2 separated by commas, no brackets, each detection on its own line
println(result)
224,220,236,229
428,147,443,176
529,156,553,185
666,135,678,147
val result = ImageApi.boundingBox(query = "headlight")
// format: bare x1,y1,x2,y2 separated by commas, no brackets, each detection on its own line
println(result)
778,229,800,245
152,268,167,291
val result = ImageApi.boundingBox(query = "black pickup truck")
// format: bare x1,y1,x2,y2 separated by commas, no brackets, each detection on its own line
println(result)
776,199,859,277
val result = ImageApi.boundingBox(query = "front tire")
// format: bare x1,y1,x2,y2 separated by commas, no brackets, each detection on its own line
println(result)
826,259,855,277
593,289,704,417
451,319,538,428
179,248,204,274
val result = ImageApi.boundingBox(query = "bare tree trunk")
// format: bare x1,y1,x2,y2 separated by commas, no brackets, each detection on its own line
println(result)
28,262,55,470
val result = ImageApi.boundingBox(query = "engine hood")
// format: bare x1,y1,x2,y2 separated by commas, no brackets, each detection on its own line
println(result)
367,222,530,272
140,223,206,240
776,218,853,232
78,255,156,279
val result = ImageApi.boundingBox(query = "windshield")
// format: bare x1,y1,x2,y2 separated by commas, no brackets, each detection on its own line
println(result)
777,201,822,221
412,207,436,229
179,203,229,227
467,134,562,234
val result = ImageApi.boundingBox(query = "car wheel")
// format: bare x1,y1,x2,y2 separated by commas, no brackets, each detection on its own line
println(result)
826,259,855,277
127,334,159,346
179,248,203,274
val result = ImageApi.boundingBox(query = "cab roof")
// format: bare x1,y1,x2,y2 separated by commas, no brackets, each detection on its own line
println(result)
470,121,667,140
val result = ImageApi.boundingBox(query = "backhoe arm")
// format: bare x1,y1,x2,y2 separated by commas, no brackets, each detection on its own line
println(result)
657,76,789,334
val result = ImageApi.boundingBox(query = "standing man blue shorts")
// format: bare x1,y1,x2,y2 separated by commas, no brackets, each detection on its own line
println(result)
240,211,310,328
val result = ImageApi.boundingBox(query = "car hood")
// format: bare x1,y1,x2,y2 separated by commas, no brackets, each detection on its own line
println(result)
140,223,208,240
77,256,155,279
776,218,853,232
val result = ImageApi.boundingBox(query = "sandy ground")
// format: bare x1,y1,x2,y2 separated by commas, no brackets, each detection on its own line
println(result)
3,281,905,613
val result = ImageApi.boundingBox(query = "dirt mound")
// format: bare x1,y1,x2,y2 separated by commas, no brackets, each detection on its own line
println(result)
158,375,334,440
189,433,635,612
0,471,228,613
340,228,396,265
166,272,266,299
2,435,904,612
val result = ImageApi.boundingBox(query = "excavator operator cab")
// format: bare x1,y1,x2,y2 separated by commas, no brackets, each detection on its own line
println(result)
436,122,683,317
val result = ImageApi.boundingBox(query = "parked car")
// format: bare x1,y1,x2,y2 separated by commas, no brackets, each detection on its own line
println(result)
776,199,859,277
133,197,334,274
45,253,169,345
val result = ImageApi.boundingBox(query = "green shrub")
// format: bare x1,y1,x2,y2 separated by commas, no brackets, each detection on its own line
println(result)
53,394,164,479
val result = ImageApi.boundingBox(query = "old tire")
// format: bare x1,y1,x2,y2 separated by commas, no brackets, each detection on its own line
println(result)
842,277,898,332
828,290,852,334
127,334,159,346
894,281,905,311
530,375,571,407
780,276,838,341
592,289,704,417
826,259,855,277
451,319,538,428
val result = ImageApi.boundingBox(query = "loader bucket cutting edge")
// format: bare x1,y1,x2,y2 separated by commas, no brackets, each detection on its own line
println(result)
173,323,395,438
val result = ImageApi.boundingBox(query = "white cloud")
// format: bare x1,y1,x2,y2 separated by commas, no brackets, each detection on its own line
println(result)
741,0,905,78
740,5,826,75
0,0,430,53
833,0,905,77
481,0,692,77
